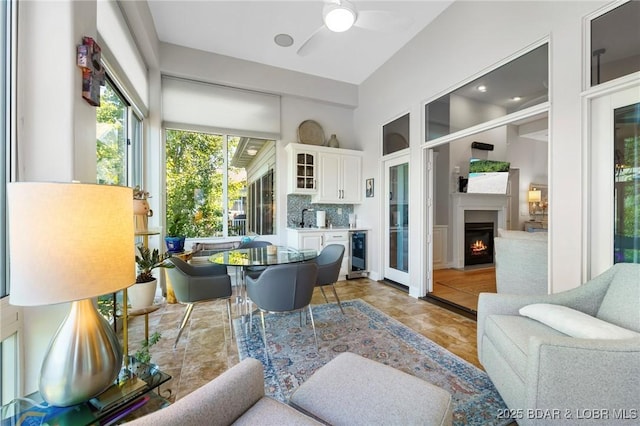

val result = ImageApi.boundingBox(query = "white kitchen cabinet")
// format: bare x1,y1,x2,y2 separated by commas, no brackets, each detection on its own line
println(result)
313,152,362,204
287,229,350,279
286,144,318,194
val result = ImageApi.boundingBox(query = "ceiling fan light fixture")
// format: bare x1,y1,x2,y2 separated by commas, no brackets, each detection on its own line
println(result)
323,1,357,32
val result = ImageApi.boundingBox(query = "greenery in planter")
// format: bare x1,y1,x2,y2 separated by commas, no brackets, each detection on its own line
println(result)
134,331,161,364
166,208,190,238
135,246,174,283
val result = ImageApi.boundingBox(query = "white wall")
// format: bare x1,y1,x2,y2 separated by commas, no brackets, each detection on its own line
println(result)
16,0,99,394
354,0,608,296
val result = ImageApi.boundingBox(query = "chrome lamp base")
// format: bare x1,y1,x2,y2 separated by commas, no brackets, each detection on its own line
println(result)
39,298,123,407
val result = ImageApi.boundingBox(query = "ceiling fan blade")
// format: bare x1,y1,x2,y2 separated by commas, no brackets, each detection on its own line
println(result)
355,10,413,33
297,25,331,56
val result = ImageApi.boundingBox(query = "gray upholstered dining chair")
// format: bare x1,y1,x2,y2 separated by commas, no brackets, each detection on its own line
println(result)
312,244,346,314
245,262,319,352
165,256,233,348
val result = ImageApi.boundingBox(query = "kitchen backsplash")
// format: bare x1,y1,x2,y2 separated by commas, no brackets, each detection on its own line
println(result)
287,194,354,228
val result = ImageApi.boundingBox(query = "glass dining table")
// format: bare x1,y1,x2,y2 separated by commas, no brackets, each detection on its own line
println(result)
208,246,318,321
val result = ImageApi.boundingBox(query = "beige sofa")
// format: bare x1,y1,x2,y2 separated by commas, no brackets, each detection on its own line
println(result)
129,353,453,426
494,229,548,295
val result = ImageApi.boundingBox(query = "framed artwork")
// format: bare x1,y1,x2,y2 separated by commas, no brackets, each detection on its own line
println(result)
366,178,374,198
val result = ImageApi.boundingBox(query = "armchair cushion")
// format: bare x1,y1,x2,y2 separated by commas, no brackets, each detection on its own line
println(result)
519,303,640,340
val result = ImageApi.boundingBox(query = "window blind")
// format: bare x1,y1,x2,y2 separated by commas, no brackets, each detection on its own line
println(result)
162,76,281,140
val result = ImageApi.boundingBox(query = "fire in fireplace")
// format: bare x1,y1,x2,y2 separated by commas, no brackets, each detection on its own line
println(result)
464,222,494,266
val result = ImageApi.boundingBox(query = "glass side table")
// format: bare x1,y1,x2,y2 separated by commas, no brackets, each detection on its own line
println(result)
1,358,171,426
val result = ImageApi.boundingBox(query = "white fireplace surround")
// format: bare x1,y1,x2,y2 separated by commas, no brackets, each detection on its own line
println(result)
451,193,508,269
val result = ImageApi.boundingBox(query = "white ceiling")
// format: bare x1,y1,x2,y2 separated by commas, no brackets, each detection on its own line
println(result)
146,0,454,85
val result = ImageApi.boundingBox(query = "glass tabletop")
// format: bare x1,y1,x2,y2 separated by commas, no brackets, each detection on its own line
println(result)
1,358,171,426
209,246,317,266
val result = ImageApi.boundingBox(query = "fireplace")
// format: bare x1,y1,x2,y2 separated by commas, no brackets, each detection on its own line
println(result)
464,222,494,266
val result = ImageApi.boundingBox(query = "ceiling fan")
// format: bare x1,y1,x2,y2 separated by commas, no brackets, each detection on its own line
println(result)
297,0,411,56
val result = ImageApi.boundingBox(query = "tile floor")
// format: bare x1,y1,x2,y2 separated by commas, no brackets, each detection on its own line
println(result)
125,277,480,402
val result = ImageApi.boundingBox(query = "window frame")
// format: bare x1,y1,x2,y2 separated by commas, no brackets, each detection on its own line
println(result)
164,127,275,239
1,0,21,404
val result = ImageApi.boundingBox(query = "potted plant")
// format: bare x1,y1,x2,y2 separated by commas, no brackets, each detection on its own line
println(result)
129,246,174,309
134,331,162,365
165,207,190,253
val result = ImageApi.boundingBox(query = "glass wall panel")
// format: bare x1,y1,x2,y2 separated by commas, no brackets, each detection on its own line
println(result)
383,113,409,155
614,102,640,263
389,162,409,272
97,79,128,185
425,44,548,142
591,1,640,86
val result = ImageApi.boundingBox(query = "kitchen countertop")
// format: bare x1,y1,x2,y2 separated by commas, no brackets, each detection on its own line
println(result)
287,227,369,232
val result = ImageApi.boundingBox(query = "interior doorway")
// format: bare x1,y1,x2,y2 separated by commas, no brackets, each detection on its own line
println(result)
425,113,549,314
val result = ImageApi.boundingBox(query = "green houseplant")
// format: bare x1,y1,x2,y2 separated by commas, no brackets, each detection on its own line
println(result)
129,246,174,308
165,207,190,253
134,331,162,365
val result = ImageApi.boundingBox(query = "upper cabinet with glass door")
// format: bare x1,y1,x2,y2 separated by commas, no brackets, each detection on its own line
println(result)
286,144,318,194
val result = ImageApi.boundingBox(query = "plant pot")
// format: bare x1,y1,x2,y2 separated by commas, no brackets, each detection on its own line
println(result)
165,236,186,253
128,279,157,309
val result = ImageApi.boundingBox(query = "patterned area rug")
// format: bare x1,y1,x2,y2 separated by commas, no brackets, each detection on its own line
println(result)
235,299,510,426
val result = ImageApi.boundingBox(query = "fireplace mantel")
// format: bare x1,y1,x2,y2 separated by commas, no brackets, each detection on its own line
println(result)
451,193,508,269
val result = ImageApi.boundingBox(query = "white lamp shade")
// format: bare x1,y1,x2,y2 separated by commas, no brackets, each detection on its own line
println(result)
528,190,542,203
8,182,135,306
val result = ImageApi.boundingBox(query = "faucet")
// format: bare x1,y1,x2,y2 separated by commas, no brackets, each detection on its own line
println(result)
300,208,314,228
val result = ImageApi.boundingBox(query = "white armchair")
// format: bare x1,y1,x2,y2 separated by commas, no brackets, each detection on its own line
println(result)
477,263,640,425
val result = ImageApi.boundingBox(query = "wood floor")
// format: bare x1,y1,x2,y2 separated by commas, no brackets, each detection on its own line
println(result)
126,277,481,403
431,267,496,313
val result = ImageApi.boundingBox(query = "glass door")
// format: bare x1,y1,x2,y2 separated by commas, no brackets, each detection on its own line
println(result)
589,86,640,277
384,156,409,285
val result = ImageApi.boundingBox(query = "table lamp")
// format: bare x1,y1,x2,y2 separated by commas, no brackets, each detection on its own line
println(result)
528,189,542,216
7,182,135,407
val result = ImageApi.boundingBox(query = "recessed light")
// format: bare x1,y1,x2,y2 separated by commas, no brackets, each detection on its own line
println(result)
477,85,487,92
512,96,521,101
274,33,294,48
247,149,258,156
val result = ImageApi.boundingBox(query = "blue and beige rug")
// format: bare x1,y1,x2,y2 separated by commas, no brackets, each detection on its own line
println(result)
234,299,510,426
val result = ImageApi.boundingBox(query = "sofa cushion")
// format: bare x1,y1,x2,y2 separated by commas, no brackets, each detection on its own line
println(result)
520,303,640,339
290,352,452,426
596,263,640,332
234,397,322,425
484,315,565,381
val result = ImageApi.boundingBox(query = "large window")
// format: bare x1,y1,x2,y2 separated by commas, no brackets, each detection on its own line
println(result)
166,129,274,238
590,0,640,86
96,77,142,187
425,43,548,142
614,103,640,263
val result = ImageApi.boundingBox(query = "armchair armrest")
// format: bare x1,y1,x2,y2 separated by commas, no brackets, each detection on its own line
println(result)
525,335,640,422
128,358,265,426
477,292,554,356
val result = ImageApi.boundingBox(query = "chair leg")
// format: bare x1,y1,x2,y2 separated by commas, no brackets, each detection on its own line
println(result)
307,305,319,352
330,284,345,315
226,298,234,340
260,311,269,357
319,286,329,303
174,303,195,348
